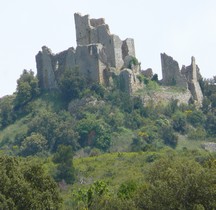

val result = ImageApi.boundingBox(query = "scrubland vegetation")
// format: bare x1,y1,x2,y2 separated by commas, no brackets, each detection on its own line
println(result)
0,69,216,209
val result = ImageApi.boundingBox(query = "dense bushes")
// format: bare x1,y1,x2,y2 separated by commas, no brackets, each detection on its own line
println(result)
135,156,216,210
14,70,40,108
0,156,62,209
69,152,216,210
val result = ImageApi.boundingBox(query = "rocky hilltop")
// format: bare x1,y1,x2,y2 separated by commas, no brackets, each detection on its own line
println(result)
35,13,203,106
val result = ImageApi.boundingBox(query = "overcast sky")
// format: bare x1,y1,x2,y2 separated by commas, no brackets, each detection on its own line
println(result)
0,0,216,97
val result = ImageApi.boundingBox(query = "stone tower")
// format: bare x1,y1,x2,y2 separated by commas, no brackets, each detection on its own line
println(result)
74,13,135,69
181,57,203,106
36,13,142,94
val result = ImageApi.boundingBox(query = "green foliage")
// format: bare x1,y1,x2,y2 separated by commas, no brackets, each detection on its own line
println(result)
27,110,78,152
87,180,109,208
151,73,158,82
205,112,216,136
53,145,75,184
70,180,109,209
188,127,207,140
117,180,137,199
59,67,86,102
76,114,111,151
202,96,211,113
0,96,15,128
172,111,187,134
20,133,47,156
128,57,139,69
160,125,178,148
135,156,216,210
90,83,106,98
145,79,160,91
0,156,62,209
14,70,40,108
187,110,206,127
164,98,179,117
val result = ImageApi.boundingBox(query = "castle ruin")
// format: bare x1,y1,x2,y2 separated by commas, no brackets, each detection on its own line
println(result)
36,13,143,94
35,13,204,106
161,53,203,106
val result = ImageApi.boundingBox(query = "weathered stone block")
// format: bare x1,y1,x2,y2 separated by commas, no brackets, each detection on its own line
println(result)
119,68,143,94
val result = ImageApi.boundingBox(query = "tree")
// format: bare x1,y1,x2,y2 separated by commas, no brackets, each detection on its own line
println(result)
53,145,75,184
27,110,78,152
136,156,216,210
151,74,158,82
205,113,216,136
160,125,178,148
59,68,86,102
117,180,138,199
0,95,15,128
0,156,62,209
187,110,205,127
172,111,187,133
14,70,40,107
20,133,47,156
76,114,111,151
164,99,179,117
72,180,110,209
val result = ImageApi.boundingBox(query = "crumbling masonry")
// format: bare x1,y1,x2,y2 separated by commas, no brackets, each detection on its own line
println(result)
35,13,204,106
161,53,203,106
36,13,143,94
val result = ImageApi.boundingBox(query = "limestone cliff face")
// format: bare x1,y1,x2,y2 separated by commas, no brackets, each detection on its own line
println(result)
36,13,140,94
161,53,203,106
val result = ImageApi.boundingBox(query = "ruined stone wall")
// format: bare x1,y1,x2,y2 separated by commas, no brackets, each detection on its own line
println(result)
181,57,203,106
76,44,107,84
122,38,136,58
161,53,203,106
119,68,143,94
74,13,135,70
35,46,57,90
36,43,108,89
161,53,187,88
36,13,144,96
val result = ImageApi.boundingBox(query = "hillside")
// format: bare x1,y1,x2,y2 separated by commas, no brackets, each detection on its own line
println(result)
0,12,216,210
0,67,216,209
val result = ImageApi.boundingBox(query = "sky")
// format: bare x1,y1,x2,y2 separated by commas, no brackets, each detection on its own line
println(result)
0,0,216,97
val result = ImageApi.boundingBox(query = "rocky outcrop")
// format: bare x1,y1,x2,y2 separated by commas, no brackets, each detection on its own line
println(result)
161,53,203,106
201,142,216,152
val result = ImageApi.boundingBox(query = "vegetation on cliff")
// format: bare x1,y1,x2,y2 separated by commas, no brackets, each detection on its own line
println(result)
0,69,216,209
